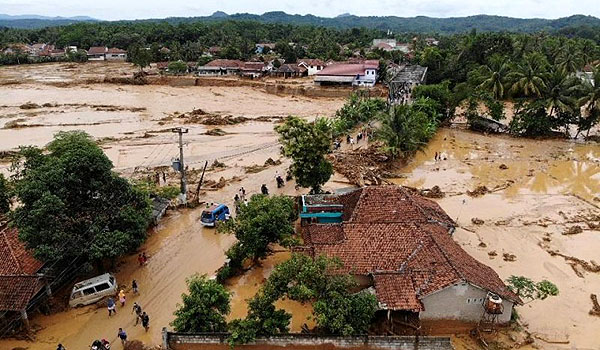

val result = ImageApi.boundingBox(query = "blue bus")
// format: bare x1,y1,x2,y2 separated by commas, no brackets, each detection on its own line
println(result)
200,204,230,227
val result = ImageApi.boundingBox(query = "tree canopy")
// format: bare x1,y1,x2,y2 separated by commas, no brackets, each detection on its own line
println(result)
276,116,333,193
11,131,151,269
171,274,231,332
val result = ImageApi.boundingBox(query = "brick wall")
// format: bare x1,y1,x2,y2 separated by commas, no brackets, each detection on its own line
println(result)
164,329,453,350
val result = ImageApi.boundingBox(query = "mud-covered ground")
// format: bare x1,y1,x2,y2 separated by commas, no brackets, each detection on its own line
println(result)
1,63,599,350
394,128,600,349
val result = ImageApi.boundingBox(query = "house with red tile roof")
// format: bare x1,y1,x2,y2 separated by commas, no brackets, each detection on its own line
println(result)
0,225,46,330
297,58,325,76
197,59,244,76
87,46,108,60
300,186,520,329
105,48,127,61
314,60,379,87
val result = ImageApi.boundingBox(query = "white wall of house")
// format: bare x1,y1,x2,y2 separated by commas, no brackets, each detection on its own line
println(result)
352,68,378,87
419,282,513,324
106,53,127,61
307,65,323,76
87,55,105,61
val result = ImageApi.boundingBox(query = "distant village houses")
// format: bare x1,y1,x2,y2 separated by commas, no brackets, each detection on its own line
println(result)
372,39,412,53
314,60,379,87
86,46,128,61
297,58,325,76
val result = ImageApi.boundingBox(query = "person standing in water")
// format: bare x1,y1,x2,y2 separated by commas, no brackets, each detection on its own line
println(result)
119,290,126,307
132,280,138,294
117,328,127,345
141,312,150,332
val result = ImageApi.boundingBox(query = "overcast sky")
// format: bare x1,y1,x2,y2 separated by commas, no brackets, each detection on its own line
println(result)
1,0,598,21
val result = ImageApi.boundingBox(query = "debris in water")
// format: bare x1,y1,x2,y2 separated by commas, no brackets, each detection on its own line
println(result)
264,157,282,166
467,185,489,197
205,128,227,136
19,102,40,109
471,217,485,225
562,225,583,235
499,163,508,170
421,185,445,198
503,253,517,262
590,294,600,317
488,250,497,257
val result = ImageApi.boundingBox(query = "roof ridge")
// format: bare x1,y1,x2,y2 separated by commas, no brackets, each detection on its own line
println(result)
426,226,465,283
1,227,23,274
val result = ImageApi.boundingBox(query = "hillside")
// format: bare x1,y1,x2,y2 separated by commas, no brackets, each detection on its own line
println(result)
0,12,599,33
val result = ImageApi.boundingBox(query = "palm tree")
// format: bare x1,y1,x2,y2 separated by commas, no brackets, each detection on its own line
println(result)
556,48,584,74
508,53,548,98
575,68,600,138
474,55,511,100
375,105,437,158
543,68,577,117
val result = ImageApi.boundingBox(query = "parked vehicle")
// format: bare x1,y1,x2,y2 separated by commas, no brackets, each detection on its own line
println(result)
200,204,230,227
69,273,118,308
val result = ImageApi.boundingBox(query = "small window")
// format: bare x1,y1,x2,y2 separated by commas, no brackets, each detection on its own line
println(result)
95,283,110,292
83,287,96,296
71,291,83,299
109,276,115,285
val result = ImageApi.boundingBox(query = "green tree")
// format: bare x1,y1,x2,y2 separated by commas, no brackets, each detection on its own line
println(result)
412,82,454,121
276,117,333,193
217,195,295,280
0,174,10,214
228,254,377,345
471,54,511,100
168,60,188,74
11,131,151,269
508,52,548,97
506,275,559,302
172,274,231,332
576,68,600,138
129,45,152,72
375,104,437,158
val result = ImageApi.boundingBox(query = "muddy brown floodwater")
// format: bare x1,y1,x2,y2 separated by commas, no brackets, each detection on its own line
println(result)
393,127,600,349
1,63,599,350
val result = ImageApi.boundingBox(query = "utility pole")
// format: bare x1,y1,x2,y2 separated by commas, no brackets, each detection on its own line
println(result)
172,127,189,201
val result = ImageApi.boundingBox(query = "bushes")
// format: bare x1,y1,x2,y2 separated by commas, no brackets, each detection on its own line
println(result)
332,92,386,136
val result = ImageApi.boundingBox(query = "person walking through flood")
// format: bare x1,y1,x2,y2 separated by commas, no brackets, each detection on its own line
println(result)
141,312,150,332
132,279,138,294
107,297,116,316
56,343,66,350
137,253,144,266
117,328,127,346
119,290,126,307
132,302,142,326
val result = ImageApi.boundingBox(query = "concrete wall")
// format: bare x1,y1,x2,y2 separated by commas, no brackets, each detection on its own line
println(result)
419,283,513,323
166,331,452,350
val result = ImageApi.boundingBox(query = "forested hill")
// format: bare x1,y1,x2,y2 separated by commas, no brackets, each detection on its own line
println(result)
1,11,600,33
164,12,600,34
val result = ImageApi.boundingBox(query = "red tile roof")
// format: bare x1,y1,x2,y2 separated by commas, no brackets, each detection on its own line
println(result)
241,62,266,71
373,273,422,312
0,226,43,275
0,226,45,311
316,63,371,77
0,275,44,311
301,186,520,310
106,48,127,54
87,46,107,55
298,58,325,67
204,59,244,68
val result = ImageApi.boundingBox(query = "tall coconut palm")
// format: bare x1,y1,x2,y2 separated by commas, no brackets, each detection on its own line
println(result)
556,48,584,74
508,52,548,98
576,68,600,138
375,105,437,158
543,68,577,117
474,55,511,100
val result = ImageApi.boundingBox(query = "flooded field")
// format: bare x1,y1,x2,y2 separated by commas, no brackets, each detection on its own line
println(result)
393,128,600,349
1,63,599,350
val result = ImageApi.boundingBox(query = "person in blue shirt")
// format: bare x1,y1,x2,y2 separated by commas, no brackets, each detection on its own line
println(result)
107,297,116,316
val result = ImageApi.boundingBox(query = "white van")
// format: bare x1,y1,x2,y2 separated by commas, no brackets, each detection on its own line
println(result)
69,273,118,307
